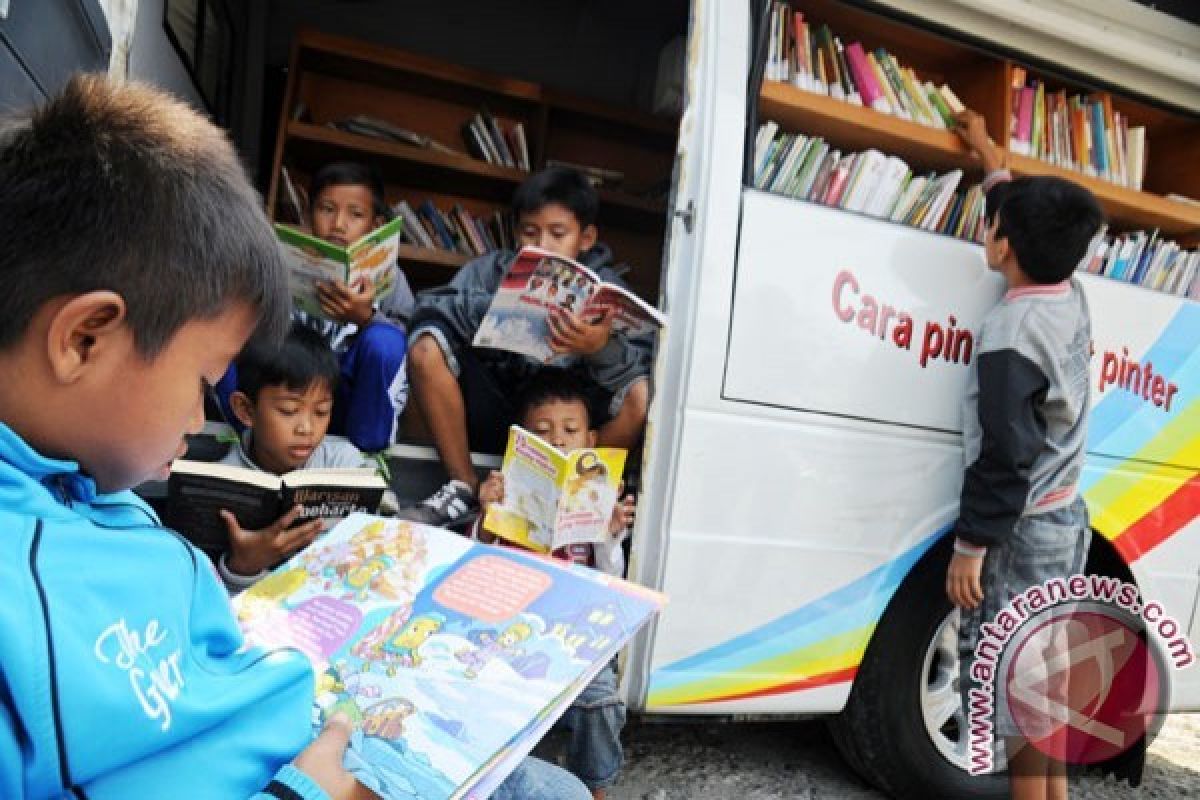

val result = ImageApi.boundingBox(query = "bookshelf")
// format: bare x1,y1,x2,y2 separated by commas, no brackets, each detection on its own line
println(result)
267,29,676,300
756,0,1200,248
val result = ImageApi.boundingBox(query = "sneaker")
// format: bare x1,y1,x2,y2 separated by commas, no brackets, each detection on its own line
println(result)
396,479,477,527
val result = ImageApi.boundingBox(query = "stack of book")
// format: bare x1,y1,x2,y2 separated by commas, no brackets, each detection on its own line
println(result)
392,199,513,258
1079,226,1199,298
753,122,987,243
764,2,966,130
461,110,531,172
1008,67,1147,190
328,115,463,156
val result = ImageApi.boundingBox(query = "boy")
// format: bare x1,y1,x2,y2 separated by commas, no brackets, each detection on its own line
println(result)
403,167,653,526
216,322,373,592
949,111,1103,800
476,370,637,800
218,162,413,453
0,76,588,800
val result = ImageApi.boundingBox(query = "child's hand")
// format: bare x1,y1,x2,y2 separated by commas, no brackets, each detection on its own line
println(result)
952,110,1004,173
548,307,614,356
478,471,505,510
317,276,375,328
609,492,636,537
221,505,323,576
946,552,985,610
294,713,380,800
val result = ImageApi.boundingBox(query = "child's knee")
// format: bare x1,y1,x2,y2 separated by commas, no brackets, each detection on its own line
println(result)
408,333,449,375
617,378,649,423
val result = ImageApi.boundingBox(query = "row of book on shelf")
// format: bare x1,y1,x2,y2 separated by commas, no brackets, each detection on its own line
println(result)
392,199,514,258
323,110,532,173
764,1,966,130
753,120,1199,299
753,121,987,243
1008,67,1146,191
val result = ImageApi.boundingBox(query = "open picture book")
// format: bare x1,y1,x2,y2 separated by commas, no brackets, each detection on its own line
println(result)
473,246,666,362
163,459,387,555
483,425,627,554
233,514,665,800
275,215,404,320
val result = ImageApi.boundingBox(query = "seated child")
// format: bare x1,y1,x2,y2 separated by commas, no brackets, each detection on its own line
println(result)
475,369,637,800
403,167,654,526
217,322,375,591
217,162,413,453
0,75,589,800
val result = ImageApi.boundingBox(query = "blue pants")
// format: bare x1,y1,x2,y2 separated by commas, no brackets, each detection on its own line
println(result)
555,661,626,791
492,756,591,800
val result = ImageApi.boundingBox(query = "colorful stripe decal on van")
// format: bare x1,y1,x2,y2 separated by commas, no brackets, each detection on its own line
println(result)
647,305,1198,708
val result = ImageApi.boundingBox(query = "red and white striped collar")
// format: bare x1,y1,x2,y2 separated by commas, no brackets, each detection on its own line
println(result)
1004,280,1072,301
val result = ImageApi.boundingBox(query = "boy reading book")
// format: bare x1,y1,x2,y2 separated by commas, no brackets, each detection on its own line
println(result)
950,110,1103,800
214,322,379,591
219,162,413,453
403,167,654,526
0,76,588,800
475,370,636,799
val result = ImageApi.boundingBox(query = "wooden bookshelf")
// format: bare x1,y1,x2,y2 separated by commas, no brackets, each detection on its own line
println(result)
268,29,677,300
756,2,1200,243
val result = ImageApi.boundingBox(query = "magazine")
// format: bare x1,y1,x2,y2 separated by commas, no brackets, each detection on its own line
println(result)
233,514,665,800
163,460,387,554
483,426,626,553
275,216,404,320
473,246,666,362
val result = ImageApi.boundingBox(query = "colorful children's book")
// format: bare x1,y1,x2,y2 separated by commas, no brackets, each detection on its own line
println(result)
275,216,404,320
473,246,666,363
483,425,627,554
164,460,387,555
234,514,665,800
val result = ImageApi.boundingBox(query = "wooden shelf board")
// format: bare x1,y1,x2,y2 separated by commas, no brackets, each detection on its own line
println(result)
759,81,977,175
1008,155,1200,238
396,244,469,270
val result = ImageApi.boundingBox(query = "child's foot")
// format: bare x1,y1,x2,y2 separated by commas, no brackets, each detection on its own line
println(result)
396,479,477,527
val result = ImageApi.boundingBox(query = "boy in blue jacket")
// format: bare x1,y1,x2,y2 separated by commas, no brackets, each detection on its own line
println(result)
0,75,587,800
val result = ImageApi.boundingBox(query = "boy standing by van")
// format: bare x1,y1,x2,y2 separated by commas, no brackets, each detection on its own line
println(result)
403,167,652,526
0,75,589,800
949,111,1104,799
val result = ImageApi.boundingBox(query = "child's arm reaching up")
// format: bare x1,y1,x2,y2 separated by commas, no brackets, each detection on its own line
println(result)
953,109,1006,175
219,506,324,591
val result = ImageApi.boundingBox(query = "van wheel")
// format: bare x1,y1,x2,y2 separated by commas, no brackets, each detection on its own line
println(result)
827,541,1007,799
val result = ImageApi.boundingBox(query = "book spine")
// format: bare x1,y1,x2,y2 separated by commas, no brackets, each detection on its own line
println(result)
844,42,884,111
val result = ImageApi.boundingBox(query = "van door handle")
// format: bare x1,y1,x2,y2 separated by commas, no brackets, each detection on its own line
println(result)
673,199,695,233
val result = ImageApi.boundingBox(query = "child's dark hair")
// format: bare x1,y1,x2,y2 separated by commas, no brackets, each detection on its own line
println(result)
310,161,391,220
0,75,289,356
514,369,594,428
512,167,598,228
984,176,1104,283
236,322,340,401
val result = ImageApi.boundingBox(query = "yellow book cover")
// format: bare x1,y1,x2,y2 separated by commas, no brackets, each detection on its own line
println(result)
484,426,626,553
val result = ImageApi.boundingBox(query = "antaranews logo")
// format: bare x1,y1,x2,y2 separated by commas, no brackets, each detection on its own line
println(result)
965,574,1194,775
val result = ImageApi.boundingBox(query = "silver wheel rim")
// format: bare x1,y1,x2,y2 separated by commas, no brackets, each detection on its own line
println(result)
920,609,972,771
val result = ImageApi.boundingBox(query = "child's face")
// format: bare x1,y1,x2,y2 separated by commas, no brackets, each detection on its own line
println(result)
234,379,334,474
516,203,597,260
311,184,382,247
88,303,259,492
522,398,596,452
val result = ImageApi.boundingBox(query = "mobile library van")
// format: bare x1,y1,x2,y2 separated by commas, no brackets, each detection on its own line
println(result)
15,0,1199,796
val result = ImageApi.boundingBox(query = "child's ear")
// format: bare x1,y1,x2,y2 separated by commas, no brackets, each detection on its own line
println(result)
579,224,598,252
229,391,256,430
45,291,128,384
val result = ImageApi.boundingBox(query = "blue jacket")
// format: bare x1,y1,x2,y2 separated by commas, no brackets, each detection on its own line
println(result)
0,423,327,799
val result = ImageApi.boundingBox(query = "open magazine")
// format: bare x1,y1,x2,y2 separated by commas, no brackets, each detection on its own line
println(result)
234,514,664,800
275,216,404,320
483,426,626,553
473,246,666,362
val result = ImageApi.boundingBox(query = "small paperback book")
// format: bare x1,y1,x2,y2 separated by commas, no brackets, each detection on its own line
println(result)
276,216,404,320
484,425,626,554
164,460,387,554
234,514,666,800
473,246,665,363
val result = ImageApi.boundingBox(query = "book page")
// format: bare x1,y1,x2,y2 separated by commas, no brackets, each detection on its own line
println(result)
234,514,665,800
276,223,350,318
585,284,666,340
552,447,626,549
348,216,404,300
473,247,600,362
483,426,565,553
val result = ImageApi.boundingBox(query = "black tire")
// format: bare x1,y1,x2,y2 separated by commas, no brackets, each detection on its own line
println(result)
828,538,1007,799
